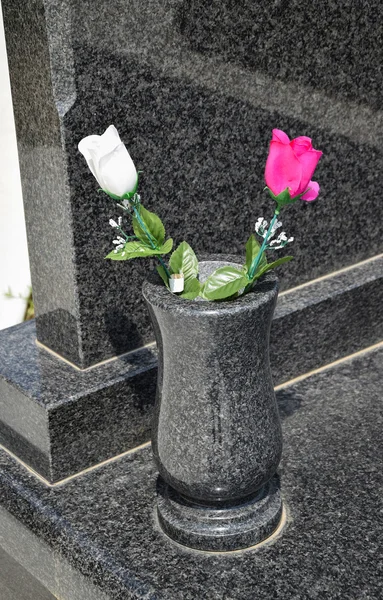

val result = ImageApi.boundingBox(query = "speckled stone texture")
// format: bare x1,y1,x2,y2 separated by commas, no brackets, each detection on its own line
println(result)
143,257,282,549
0,320,157,483
1,255,381,481
271,254,383,384
0,346,382,598
2,0,383,366
144,260,281,503
156,474,282,552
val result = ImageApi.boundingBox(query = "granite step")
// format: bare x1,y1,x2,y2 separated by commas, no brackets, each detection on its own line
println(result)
0,254,382,484
0,344,382,599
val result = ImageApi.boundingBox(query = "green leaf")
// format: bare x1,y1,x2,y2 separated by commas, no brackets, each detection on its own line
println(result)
105,239,172,260
202,266,249,301
132,205,165,247
245,234,266,272
245,234,260,270
169,241,199,281
156,265,169,288
179,277,200,300
159,238,173,254
253,255,293,280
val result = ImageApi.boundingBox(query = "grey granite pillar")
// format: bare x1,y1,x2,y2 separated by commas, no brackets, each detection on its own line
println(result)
1,0,155,369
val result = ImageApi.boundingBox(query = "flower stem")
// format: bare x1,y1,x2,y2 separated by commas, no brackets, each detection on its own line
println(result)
117,227,136,242
156,256,171,279
248,209,280,279
132,206,156,248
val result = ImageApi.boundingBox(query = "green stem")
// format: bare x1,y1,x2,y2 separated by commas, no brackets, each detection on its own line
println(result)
248,210,279,279
157,256,171,280
133,206,171,279
133,206,156,249
117,227,136,242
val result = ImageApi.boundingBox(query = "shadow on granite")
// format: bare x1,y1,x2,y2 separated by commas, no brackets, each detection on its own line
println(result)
275,388,303,422
177,0,383,110
1,346,382,599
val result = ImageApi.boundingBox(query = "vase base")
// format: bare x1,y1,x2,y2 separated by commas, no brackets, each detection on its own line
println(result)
156,474,283,552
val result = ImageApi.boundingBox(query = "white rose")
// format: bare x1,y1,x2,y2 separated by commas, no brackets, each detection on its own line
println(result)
78,125,137,198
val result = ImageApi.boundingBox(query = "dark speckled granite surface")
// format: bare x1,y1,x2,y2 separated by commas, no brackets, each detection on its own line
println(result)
144,264,283,550
2,0,383,366
0,320,157,482
1,346,382,599
272,254,383,384
0,255,381,483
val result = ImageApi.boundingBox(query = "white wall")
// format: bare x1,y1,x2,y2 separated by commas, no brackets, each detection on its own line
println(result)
0,1,31,330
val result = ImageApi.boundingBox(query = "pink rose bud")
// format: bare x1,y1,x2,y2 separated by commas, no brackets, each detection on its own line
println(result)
265,129,323,202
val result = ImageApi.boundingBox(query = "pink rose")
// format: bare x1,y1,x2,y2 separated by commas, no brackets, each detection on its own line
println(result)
265,129,323,202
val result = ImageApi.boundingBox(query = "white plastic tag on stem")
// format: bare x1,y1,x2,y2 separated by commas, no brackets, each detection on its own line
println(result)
169,273,184,293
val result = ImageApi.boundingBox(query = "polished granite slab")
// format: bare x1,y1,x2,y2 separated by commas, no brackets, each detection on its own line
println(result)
1,255,381,483
2,0,383,366
1,346,382,599
272,254,383,383
0,320,157,482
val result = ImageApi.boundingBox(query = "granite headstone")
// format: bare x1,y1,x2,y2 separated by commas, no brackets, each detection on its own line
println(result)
2,0,382,368
0,0,382,484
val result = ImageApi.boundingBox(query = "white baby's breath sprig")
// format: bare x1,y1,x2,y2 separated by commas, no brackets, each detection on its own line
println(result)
108,215,138,255
268,231,294,250
255,216,291,250
117,199,133,212
255,217,268,238
255,216,282,239
113,236,125,245
270,219,282,237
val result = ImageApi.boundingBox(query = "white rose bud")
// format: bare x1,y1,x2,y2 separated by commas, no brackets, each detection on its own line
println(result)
78,125,137,198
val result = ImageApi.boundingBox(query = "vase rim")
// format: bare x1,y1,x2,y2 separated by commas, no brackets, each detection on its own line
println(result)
142,253,278,315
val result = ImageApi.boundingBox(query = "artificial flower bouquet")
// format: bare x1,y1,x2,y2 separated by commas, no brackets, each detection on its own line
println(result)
79,127,322,300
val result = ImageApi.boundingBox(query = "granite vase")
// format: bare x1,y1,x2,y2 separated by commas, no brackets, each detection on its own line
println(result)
142,256,283,551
